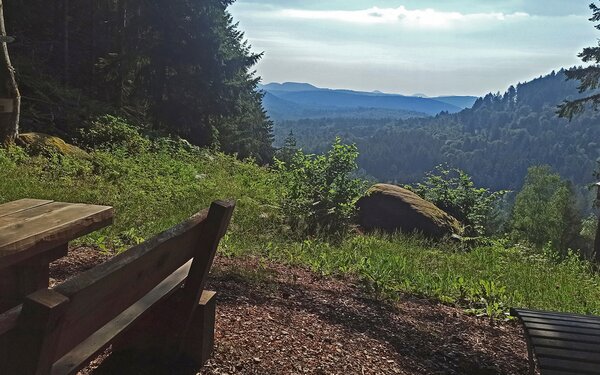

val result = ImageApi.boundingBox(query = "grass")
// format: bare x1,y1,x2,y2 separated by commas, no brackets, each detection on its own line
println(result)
2,144,600,316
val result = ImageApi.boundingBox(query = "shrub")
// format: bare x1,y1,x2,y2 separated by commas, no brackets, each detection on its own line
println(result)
275,137,366,236
79,115,151,154
511,165,582,254
409,165,508,236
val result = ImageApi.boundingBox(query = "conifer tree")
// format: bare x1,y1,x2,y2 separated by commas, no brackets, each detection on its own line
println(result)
558,3,600,119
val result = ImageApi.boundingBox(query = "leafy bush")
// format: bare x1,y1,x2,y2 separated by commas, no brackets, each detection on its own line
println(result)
511,165,582,254
275,137,366,236
409,165,508,236
79,115,151,154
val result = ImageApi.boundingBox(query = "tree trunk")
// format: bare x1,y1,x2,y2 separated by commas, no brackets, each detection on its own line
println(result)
63,0,70,85
0,0,20,145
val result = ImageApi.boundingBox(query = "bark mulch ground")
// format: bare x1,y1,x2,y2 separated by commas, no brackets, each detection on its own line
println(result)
49,247,530,375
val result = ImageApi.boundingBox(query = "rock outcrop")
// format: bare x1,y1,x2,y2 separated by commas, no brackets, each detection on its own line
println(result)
356,183,462,238
17,132,89,158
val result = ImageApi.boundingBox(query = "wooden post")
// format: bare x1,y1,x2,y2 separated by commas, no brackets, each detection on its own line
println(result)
12,289,69,375
594,183,600,263
0,244,68,312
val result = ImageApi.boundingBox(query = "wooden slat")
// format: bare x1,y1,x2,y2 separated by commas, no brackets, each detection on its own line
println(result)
538,356,600,374
521,316,600,330
0,204,113,267
51,261,192,375
514,309,600,324
0,304,21,335
524,322,600,337
531,337,600,353
535,347,600,363
528,329,600,344
0,199,53,218
0,202,72,229
51,210,208,361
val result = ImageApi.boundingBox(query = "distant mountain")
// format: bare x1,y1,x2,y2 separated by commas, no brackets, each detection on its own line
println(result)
274,69,600,193
259,82,477,121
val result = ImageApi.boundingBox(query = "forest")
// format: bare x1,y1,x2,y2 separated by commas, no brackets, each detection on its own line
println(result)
275,70,600,196
2,0,274,162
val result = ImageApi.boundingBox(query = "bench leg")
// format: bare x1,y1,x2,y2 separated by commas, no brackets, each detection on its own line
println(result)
181,290,216,364
112,290,217,366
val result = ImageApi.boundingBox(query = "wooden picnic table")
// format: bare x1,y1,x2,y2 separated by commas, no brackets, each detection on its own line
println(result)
0,198,113,311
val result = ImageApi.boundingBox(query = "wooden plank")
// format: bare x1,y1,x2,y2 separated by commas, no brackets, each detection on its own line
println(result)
0,304,21,335
535,346,600,363
524,322,600,337
0,204,113,268
0,202,72,229
515,310,600,326
541,370,594,375
531,337,600,353
51,261,191,375
177,201,234,354
521,316,600,330
0,199,53,218
51,210,208,361
514,308,600,322
538,356,600,374
528,329,600,344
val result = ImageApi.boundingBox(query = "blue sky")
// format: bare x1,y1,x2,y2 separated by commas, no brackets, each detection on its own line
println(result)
229,1,599,96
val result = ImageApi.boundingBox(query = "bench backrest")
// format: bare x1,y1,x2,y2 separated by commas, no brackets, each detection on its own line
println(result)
10,200,234,375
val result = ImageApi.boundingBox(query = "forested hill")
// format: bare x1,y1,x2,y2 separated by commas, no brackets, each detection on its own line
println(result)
276,69,600,192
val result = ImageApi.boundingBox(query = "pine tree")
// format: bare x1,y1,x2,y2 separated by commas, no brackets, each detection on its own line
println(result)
557,3,600,119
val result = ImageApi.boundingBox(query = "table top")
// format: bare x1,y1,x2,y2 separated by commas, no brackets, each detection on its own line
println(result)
0,199,113,267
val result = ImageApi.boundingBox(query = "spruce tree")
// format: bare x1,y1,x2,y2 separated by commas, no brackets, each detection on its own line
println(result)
558,3,600,119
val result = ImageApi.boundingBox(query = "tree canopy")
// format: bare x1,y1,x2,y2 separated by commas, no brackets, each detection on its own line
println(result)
558,3,600,120
5,0,273,162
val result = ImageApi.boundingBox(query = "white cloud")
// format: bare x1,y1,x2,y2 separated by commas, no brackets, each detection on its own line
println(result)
277,6,529,28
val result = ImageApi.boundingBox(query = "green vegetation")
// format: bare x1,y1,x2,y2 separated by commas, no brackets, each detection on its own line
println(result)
6,0,273,162
2,126,600,318
408,165,508,237
275,137,366,237
511,166,584,255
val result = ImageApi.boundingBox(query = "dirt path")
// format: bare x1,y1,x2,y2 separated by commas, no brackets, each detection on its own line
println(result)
50,248,530,375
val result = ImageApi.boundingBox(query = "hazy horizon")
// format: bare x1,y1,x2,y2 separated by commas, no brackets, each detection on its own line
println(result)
230,1,598,97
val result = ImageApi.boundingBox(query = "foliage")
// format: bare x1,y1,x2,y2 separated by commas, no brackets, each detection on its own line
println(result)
557,3,600,120
408,165,509,236
275,70,600,196
78,115,150,154
5,0,273,163
4,143,600,318
511,166,583,254
275,137,366,237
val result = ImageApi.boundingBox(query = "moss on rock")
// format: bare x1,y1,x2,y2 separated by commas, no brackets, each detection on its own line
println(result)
357,183,462,238
17,132,89,158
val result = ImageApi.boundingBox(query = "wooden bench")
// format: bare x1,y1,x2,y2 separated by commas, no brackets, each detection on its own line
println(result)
0,200,234,375
511,307,600,374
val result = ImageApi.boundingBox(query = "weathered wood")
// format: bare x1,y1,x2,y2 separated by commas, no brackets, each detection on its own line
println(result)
0,203,113,262
52,210,208,360
182,290,217,364
0,244,68,312
52,262,192,375
0,202,71,228
0,199,52,218
178,201,233,353
13,289,69,375
4,200,234,374
538,356,600,373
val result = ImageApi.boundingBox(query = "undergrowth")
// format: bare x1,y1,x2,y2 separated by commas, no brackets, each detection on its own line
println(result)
2,142,600,317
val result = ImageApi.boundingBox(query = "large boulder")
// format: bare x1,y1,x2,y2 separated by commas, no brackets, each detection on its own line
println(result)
356,183,462,238
17,132,89,158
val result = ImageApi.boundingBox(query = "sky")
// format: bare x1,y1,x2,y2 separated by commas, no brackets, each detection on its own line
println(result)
229,1,599,96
